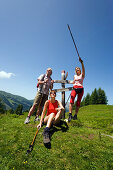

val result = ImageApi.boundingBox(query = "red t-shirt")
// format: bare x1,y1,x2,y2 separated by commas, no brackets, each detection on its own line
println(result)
46,100,58,116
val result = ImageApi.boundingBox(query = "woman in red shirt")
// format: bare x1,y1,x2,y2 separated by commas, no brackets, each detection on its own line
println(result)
37,90,64,144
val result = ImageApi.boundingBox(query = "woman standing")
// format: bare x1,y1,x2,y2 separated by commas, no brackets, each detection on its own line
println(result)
68,57,85,122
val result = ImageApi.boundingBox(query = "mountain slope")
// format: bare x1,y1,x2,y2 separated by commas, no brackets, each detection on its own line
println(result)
0,91,33,111
0,105,113,169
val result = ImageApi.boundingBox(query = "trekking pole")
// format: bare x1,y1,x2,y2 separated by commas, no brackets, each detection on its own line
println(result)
26,93,44,154
65,93,71,107
26,126,40,155
67,24,80,58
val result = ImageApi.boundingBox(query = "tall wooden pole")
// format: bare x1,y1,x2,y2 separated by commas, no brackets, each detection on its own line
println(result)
61,70,65,118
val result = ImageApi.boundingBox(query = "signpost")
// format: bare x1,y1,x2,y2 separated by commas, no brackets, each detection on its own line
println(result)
61,70,65,118
53,70,72,118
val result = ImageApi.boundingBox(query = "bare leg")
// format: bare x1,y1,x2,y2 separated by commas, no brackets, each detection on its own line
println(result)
53,110,62,125
69,103,73,113
36,105,43,117
73,106,80,120
44,113,55,128
28,104,37,117
68,103,73,122
43,114,55,144
75,106,79,115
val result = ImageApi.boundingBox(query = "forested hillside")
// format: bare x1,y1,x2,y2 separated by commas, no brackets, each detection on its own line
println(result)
0,91,33,111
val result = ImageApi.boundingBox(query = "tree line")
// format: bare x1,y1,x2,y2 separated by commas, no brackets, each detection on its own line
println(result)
0,87,108,114
0,99,24,115
72,88,108,110
80,87,108,106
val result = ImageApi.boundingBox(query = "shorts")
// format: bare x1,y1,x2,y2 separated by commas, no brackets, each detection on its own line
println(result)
70,86,84,107
46,111,57,117
33,91,48,107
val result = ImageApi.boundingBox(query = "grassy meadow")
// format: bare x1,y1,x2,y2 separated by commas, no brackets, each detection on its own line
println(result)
0,105,113,170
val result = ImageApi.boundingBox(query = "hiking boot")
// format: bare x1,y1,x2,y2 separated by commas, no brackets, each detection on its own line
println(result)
68,113,73,122
24,116,30,124
43,130,50,144
73,114,77,120
34,116,40,122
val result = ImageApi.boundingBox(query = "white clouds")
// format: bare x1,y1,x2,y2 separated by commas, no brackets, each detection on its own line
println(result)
0,71,15,79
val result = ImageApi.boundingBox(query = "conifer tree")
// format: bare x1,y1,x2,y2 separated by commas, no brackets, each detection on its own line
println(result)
84,93,91,105
90,88,98,104
9,109,14,114
15,104,23,115
0,98,6,113
97,88,108,104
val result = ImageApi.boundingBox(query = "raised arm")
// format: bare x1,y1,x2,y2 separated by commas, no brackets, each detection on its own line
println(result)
79,57,85,79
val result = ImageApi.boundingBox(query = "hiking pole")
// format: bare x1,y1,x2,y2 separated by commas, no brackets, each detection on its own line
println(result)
65,93,71,107
26,126,40,155
67,24,80,58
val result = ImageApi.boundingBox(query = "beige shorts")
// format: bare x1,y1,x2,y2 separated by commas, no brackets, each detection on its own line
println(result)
33,91,48,107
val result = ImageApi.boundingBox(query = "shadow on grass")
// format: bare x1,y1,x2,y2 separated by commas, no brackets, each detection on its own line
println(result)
43,120,69,149
50,120,68,137
69,119,83,127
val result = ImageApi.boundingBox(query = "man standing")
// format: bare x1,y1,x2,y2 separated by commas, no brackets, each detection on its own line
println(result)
24,68,54,124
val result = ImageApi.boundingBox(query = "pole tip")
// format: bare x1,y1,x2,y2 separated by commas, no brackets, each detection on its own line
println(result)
67,24,70,29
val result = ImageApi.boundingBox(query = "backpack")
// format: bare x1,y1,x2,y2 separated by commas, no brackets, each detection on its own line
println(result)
36,74,45,88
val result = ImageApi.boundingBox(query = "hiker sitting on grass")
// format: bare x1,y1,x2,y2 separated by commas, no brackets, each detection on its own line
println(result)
37,90,64,144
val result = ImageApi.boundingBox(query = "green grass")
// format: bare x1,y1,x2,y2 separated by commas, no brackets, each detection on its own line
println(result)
0,105,113,170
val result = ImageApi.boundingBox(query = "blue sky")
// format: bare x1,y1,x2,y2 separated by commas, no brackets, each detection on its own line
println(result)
0,0,113,105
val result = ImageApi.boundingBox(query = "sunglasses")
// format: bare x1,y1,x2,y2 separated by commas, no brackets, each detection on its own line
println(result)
50,92,56,95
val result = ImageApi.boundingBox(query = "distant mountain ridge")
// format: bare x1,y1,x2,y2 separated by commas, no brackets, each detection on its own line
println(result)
0,91,33,111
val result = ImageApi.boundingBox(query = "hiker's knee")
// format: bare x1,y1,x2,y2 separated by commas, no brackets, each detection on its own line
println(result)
56,110,62,118
49,112,55,119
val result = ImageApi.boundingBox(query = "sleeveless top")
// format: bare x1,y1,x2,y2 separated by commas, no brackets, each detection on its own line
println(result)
73,74,84,88
46,100,58,116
